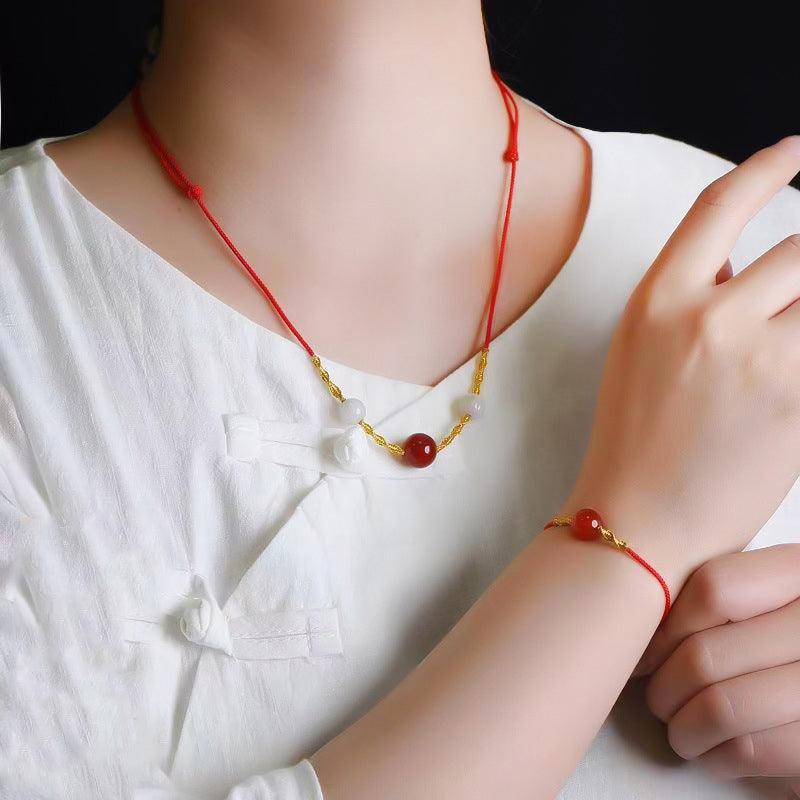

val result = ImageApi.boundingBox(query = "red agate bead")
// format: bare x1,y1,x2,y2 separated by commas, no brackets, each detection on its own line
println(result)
402,433,437,468
573,508,603,540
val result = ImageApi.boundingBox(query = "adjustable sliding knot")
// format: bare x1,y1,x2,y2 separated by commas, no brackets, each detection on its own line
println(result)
503,145,519,163
186,183,204,201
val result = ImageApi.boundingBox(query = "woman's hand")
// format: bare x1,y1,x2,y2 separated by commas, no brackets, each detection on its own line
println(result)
562,135,800,590
632,545,800,797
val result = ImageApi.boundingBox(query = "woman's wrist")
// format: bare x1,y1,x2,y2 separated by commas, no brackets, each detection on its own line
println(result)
552,488,702,601
531,520,669,633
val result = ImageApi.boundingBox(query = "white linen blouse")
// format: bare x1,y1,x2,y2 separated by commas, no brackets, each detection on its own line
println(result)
2,97,800,800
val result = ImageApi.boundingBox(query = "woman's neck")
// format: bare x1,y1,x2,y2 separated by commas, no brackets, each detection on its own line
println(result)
140,0,510,234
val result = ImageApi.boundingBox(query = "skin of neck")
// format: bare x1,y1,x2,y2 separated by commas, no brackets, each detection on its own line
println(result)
138,0,527,266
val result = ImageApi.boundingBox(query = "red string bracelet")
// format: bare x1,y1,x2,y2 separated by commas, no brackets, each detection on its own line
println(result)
544,508,672,622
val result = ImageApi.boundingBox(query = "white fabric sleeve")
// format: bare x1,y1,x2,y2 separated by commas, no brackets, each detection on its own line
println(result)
133,759,325,800
223,760,324,800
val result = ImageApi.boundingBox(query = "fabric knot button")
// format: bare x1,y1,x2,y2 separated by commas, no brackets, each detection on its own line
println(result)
178,595,234,656
179,597,212,642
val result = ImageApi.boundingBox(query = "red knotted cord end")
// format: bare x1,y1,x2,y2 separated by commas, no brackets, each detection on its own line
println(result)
186,183,204,201
503,145,519,163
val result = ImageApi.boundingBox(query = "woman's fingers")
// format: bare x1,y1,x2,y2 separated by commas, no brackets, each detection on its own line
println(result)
695,719,800,780
666,660,800,760
720,234,800,321
636,545,800,676
715,259,733,285
650,136,800,293
646,596,800,721
769,287,800,341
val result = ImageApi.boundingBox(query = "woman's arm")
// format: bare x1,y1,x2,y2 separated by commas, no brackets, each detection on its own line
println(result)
309,137,800,800
311,521,674,800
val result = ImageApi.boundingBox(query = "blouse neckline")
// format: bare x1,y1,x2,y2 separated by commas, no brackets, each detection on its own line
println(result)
30,96,601,411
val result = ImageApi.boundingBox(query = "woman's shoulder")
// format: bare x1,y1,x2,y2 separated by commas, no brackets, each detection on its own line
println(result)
0,137,42,174
587,125,799,208
0,136,98,388
0,136,68,257
0,134,97,304
0,138,53,294
0,137,65,301
580,125,800,267
0,136,59,227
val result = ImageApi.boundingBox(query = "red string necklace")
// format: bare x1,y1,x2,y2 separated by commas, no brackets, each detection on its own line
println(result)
130,69,520,470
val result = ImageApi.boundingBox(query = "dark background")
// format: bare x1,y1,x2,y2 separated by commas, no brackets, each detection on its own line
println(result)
1,1,799,186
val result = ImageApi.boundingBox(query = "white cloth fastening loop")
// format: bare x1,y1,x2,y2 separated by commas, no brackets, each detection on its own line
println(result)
120,571,344,661
179,595,234,656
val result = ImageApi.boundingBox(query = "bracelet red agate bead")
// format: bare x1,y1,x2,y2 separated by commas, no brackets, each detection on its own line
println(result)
573,508,603,540
402,433,437,468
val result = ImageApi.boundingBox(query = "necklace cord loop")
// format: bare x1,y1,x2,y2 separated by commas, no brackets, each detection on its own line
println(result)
130,70,519,461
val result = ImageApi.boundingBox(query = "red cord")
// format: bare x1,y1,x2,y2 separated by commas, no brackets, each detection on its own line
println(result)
129,71,519,361
486,70,520,350
130,83,315,357
624,547,672,622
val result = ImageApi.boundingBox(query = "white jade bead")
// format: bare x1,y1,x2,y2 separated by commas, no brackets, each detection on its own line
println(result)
332,425,369,471
340,397,366,424
459,394,485,420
